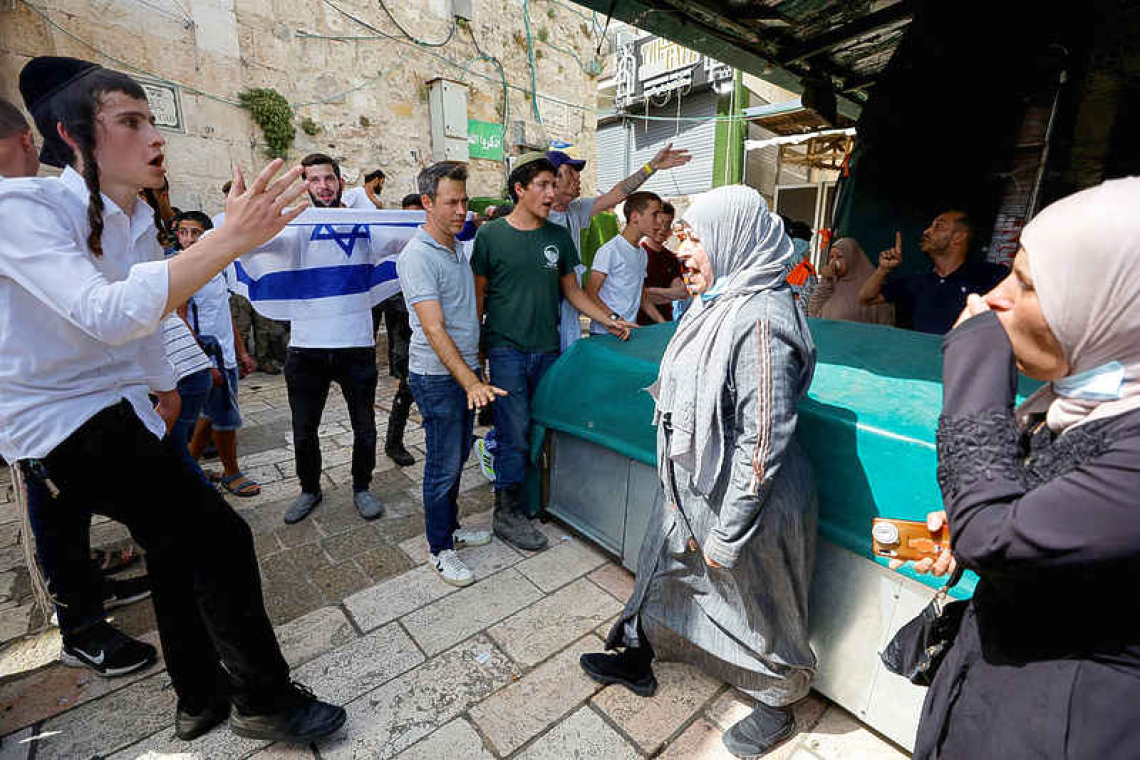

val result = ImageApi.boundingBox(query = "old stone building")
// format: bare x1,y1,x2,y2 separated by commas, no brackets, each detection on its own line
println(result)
0,0,606,212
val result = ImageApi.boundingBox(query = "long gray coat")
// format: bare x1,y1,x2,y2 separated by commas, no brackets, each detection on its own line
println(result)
608,288,819,707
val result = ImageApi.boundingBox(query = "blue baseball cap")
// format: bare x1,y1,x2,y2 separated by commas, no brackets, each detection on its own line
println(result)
546,150,586,172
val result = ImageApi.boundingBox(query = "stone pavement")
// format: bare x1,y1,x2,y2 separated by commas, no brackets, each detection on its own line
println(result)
0,350,910,759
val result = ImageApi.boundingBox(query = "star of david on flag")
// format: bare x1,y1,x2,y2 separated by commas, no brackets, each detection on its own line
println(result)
228,208,436,321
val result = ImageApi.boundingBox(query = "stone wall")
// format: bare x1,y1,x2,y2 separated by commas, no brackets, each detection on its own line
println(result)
0,0,603,213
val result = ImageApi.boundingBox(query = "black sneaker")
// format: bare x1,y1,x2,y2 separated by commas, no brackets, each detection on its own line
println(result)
61,621,157,677
722,702,796,758
176,694,231,741
579,650,658,697
104,575,152,609
230,682,346,742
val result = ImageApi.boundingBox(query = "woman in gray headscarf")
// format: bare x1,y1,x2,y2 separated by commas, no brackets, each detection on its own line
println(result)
580,185,819,758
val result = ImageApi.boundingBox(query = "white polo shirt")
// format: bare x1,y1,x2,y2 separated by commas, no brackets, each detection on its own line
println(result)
0,167,174,460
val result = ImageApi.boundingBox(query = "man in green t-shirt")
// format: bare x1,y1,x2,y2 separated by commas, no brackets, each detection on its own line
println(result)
472,153,635,551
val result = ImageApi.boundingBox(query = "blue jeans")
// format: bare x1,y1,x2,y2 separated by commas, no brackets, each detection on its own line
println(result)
409,372,476,554
170,367,212,480
487,347,558,490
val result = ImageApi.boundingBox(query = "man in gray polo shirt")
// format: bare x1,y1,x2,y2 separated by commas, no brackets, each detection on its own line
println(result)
398,162,502,586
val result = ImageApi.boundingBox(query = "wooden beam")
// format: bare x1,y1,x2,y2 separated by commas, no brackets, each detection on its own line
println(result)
779,1,913,66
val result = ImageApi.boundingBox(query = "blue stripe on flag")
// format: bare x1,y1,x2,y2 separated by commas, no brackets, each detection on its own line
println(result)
233,260,397,301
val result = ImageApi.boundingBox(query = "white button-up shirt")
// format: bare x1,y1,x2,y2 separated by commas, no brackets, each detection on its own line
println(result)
0,167,174,460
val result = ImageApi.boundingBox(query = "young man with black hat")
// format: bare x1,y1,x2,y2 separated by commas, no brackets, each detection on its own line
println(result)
472,153,636,551
1,56,345,743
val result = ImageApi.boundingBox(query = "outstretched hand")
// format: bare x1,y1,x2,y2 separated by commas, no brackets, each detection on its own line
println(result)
651,143,692,172
878,231,903,271
220,159,309,253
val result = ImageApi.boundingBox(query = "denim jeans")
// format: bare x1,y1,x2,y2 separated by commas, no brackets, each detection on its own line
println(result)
284,347,378,493
487,347,558,490
408,372,476,554
28,401,290,711
170,367,212,479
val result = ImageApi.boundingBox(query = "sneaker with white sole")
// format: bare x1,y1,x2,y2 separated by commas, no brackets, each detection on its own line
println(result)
61,621,157,677
453,526,492,548
430,549,474,587
474,437,496,482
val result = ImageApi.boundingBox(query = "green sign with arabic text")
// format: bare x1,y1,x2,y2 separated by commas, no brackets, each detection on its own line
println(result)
468,119,505,161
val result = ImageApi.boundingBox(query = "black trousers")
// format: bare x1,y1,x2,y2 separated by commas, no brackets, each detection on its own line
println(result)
32,401,290,710
284,346,378,493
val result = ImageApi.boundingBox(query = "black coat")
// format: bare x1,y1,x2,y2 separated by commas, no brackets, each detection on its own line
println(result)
915,313,1140,760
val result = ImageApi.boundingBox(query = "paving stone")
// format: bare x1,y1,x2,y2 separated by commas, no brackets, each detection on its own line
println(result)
237,446,295,469
35,672,177,759
487,578,622,667
401,568,544,656
311,494,376,538
242,463,286,485
392,718,494,760
321,525,385,562
247,743,319,758
0,603,32,642
374,515,425,544
274,605,358,668
588,563,636,603
311,561,374,605
0,627,61,678
253,530,284,557
591,661,723,755
371,488,422,519
232,476,307,510
369,468,417,494
260,573,326,627
0,727,32,760
0,523,20,549
272,517,322,548
316,635,519,760
89,520,131,550
235,419,296,458
468,635,605,756
796,705,909,760
0,630,165,732
343,564,456,632
260,544,331,578
292,621,424,705
515,536,608,592
514,706,640,760
656,718,737,760
106,719,268,760
354,545,416,583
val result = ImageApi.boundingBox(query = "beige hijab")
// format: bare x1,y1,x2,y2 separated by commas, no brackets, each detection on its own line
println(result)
811,237,894,325
1016,176,1140,433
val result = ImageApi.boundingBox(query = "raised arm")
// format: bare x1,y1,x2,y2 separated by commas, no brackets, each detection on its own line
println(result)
859,232,902,306
591,143,691,216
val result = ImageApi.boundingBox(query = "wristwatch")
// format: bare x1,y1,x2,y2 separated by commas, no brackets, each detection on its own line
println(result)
608,312,621,322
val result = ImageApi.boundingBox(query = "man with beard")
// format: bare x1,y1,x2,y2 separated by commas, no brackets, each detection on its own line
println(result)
281,153,384,524
858,210,1007,334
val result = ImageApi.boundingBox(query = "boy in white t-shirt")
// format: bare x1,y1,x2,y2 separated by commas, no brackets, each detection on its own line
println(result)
587,191,667,334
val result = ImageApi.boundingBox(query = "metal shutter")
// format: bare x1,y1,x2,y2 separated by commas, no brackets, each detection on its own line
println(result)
626,89,717,196
594,120,629,194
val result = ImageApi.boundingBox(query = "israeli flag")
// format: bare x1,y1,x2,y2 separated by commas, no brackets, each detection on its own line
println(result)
229,208,474,321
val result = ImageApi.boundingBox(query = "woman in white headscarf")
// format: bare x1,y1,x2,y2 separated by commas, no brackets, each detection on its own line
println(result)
898,177,1140,760
580,186,819,758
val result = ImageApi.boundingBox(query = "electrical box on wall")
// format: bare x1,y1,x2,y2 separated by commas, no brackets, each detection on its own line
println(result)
428,78,469,162
451,0,473,22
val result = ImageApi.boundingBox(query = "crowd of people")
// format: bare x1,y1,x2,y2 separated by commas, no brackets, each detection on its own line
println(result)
3,54,1137,758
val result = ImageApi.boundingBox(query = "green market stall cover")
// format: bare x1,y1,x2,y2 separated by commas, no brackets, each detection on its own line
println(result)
531,318,1041,595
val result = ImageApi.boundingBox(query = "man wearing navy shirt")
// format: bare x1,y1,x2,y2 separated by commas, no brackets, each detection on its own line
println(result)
858,210,1008,334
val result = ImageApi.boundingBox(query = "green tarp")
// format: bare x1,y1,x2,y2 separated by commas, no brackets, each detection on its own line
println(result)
532,319,1041,595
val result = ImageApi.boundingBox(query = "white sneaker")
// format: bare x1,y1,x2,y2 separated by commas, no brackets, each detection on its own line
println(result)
474,438,496,482
453,526,492,548
430,549,474,587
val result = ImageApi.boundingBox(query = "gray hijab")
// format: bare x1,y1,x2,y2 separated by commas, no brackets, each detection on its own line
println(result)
651,185,800,497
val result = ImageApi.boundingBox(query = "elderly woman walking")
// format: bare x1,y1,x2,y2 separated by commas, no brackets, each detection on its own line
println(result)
901,177,1140,759
580,185,819,758
806,237,894,325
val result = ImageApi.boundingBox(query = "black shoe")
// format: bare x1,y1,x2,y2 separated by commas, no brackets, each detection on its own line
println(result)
385,443,415,467
579,650,658,697
61,621,157,677
176,695,231,741
230,682,346,743
104,575,152,610
721,703,796,758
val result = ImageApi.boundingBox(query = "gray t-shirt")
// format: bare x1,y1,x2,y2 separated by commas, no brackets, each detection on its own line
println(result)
547,196,596,255
397,227,480,376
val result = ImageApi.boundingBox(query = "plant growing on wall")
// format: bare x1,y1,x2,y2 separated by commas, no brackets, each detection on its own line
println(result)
300,116,322,136
239,88,296,158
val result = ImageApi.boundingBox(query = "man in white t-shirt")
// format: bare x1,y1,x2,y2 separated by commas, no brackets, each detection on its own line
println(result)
283,154,384,524
587,191,668,334
342,168,385,210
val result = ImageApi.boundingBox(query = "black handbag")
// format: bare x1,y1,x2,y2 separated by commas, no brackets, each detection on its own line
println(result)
880,565,967,686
